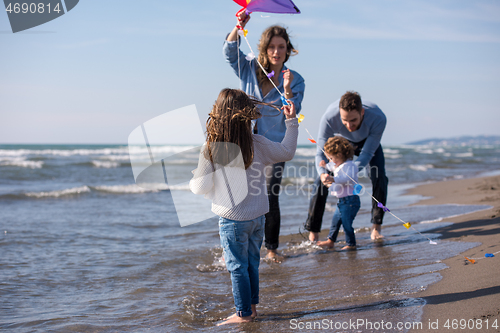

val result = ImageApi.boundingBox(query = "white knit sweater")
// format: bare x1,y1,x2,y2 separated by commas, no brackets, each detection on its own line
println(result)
189,118,299,221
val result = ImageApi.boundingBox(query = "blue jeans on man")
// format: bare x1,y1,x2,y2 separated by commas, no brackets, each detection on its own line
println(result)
219,215,265,317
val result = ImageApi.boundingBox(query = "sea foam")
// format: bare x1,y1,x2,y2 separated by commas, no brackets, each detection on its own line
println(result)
0,158,43,169
26,186,91,198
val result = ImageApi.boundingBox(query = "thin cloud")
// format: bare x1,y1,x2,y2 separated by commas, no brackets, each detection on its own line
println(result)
296,22,500,43
57,38,109,49
289,1,500,43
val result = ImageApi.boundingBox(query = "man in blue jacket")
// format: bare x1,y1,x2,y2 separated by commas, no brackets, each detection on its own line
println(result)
305,91,388,241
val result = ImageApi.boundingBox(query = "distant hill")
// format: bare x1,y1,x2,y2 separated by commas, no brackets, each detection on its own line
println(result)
407,135,500,146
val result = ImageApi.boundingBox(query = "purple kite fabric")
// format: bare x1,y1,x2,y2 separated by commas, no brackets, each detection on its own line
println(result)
234,0,301,14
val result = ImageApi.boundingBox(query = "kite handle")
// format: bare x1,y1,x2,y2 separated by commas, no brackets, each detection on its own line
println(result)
235,7,246,18
235,8,251,29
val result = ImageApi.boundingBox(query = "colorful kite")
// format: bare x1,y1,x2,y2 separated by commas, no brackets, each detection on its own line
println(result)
233,0,301,109
234,0,300,16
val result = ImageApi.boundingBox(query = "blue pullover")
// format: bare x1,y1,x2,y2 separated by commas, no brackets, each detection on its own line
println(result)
316,100,386,175
223,39,305,143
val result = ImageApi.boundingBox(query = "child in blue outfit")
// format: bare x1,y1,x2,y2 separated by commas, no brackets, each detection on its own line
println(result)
189,89,299,325
316,136,360,250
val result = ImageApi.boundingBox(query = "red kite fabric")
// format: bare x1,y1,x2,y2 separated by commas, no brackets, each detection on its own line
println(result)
234,0,300,14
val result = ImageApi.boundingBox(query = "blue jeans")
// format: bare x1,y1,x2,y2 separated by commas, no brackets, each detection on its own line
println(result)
327,195,360,246
219,215,265,317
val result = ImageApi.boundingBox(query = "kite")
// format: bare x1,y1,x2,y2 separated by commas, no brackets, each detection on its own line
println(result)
234,0,300,17
233,0,301,112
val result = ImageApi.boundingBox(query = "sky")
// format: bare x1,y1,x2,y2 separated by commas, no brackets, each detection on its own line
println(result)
1,0,500,145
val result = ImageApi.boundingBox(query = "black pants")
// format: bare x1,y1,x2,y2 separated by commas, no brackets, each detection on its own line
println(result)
304,143,389,233
264,162,285,250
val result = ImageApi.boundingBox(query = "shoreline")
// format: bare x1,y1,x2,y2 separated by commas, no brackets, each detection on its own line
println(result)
406,175,500,332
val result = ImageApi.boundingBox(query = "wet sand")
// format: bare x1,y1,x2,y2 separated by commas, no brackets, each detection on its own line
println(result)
187,175,500,332
407,175,500,333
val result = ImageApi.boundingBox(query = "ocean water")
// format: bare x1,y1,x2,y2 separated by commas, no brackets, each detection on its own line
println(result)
1,143,499,332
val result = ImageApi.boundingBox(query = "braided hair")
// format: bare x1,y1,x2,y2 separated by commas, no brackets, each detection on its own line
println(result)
206,88,279,169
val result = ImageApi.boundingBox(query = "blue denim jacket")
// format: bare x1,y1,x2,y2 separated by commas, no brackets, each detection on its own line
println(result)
223,39,305,143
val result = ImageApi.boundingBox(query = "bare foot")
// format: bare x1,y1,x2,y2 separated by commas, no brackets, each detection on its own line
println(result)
341,245,356,251
316,239,335,248
371,224,384,240
223,305,257,320
217,313,253,326
265,250,283,263
308,231,319,242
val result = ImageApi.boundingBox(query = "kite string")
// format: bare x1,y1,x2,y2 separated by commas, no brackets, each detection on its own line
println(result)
235,28,291,138
466,250,500,261
237,36,241,87
305,128,438,244
236,28,498,253
236,30,500,263
238,36,433,243
238,29,286,99
236,26,431,243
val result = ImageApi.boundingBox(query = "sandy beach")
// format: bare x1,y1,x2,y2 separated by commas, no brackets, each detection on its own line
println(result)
192,175,500,332
407,175,500,332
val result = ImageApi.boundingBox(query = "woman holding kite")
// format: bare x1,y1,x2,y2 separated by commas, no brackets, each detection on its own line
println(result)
223,9,305,261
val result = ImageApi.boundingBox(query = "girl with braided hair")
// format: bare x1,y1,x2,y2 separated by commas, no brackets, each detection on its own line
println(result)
189,88,299,325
